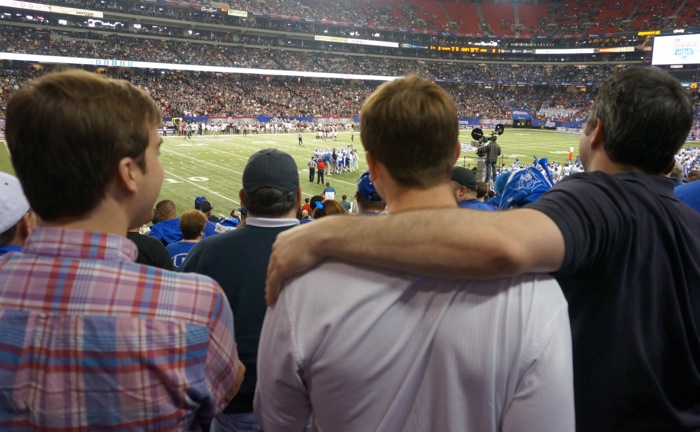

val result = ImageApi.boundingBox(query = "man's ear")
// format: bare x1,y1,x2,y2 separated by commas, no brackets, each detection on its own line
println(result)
295,187,302,208
116,157,139,194
365,151,375,170
18,212,34,240
239,189,247,210
590,120,606,151
365,152,381,183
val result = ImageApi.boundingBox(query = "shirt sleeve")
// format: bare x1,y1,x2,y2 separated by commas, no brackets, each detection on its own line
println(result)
148,225,162,240
202,281,241,415
527,174,621,275
501,283,575,432
254,290,311,432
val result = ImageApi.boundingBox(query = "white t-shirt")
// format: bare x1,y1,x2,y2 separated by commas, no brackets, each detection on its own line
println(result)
255,262,574,432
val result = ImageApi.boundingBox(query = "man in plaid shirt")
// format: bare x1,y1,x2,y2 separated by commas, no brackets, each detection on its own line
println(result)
0,70,244,431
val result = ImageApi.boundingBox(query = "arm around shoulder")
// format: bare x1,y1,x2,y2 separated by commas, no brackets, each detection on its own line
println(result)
266,208,565,304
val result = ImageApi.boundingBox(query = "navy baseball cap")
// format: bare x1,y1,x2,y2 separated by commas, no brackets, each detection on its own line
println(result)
357,171,382,201
243,148,299,198
451,166,477,191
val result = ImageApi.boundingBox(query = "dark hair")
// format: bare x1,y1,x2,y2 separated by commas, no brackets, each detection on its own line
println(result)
356,192,386,212
313,199,348,219
475,181,488,199
309,195,324,210
6,70,161,221
245,187,296,217
155,200,176,221
360,75,458,188
585,67,693,174
0,224,17,247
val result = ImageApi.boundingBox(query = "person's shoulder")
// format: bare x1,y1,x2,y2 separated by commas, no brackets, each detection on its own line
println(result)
675,180,700,194
182,229,238,261
278,259,385,307
674,181,700,213
509,273,564,300
167,271,228,318
128,231,162,247
483,273,568,322
125,259,225,314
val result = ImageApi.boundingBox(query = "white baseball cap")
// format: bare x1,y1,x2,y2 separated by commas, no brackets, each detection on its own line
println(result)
0,171,30,233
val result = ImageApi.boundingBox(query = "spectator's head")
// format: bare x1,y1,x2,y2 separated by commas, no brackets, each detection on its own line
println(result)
194,197,213,216
309,195,325,211
450,166,478,202
355,170,385,213
154,200,177,221
6,70,162,227
687,170,700,183
0,171,34,247
582,67,693,174
194,196,209,211
179,209,207,240
360,75,458,189
664,160,685,182
313,199,348,219
241,148,300,218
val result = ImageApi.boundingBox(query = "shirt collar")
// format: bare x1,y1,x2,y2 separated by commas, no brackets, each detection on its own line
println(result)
245,217,300,228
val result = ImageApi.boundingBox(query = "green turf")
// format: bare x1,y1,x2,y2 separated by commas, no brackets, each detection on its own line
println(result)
0,128,586,219
0,141,12,174
157,128,583,219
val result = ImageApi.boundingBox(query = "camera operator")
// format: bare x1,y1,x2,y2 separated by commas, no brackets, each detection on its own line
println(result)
478,133,501,183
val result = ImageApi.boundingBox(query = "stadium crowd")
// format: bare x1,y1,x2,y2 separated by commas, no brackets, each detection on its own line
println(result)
0,66,598,120
23,0,698,36
1,63,697,125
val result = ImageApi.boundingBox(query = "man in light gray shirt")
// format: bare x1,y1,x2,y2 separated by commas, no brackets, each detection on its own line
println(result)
254,76,574,432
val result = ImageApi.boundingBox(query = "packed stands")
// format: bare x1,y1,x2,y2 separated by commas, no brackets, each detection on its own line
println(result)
10,0,700,37
0,0,699,126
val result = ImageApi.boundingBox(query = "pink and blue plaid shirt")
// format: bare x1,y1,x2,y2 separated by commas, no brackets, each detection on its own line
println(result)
0,227,239,431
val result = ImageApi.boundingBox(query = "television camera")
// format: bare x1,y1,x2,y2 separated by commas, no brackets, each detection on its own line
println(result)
471,124,504,144
472,124,504,156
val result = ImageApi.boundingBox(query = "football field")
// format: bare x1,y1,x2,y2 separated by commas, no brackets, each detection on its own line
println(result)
1,128,585,220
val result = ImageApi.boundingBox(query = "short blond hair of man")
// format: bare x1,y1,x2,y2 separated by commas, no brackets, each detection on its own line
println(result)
359,75,458,189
